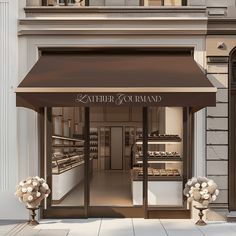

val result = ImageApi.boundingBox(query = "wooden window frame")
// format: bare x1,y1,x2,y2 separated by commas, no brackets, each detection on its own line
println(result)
229,48,236,212
43,0,187,6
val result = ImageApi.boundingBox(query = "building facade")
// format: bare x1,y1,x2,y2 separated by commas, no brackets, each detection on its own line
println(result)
0,0,236,220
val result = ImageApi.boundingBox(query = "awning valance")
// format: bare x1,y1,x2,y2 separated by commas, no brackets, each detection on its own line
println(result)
16,53,216,111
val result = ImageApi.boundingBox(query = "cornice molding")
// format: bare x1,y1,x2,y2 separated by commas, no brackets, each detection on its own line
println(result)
24,6,207,14
18,17,208,36
208,18,236,35
19,6,210,36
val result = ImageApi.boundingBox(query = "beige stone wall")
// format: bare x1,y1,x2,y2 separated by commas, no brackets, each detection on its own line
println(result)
207,36,236,57
205,35,236,206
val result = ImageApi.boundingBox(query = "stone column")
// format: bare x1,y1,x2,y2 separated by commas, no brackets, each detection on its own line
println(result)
0,0,27,219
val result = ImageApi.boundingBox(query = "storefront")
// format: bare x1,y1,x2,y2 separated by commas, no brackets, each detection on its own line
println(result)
15,48,216,218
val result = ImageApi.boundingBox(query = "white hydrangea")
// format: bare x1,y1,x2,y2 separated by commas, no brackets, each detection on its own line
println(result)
203,194,210,200
184,177,219,205
27,187,33,193
15,176,50,206
187,180,192,186
192,177,197,182
42,183,49,190
208,180,214,186
21,188,27,193
202,188,208,194
28,195,33,201
212,195,217,201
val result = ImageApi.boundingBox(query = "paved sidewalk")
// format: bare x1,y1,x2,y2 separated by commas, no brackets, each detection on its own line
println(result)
1,219,236,236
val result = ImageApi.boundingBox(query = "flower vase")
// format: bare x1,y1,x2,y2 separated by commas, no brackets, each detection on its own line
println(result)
194,205,208,226
26,204,39,226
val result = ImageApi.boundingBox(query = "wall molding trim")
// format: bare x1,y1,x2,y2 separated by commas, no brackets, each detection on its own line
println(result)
0,0,10,191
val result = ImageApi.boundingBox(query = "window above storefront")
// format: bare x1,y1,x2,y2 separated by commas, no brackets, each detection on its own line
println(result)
24,0,235,20
35,0,187,7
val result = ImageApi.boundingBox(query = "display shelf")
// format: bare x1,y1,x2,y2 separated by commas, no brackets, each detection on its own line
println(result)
136,134,181,144
52,135,84,143
52,144,84,148
89,129,98,159
133,176,183,181
132,169,182,181
136,140,181,144
135,157,183,163
133,133,183,184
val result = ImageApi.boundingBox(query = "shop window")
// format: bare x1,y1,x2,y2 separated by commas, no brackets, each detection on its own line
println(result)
51,107,85,207
47,0,85,6
43,0,187,6
145,0,183,6
48,105,187,212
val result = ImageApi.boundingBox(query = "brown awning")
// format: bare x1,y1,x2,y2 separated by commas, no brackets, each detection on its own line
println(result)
16,53,216,111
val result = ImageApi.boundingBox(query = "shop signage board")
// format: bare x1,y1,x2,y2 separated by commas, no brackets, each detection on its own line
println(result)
16,91,216,110
75,93,162,105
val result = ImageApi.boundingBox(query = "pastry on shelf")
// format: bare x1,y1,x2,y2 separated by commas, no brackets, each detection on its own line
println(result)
166,169,174,176
160,169,167,176
148,169,154,176
173,169,181,176
153,169,161,176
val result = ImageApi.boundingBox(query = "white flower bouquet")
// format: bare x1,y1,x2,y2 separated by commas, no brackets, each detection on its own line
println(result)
15,176,51,208
183,177,219,207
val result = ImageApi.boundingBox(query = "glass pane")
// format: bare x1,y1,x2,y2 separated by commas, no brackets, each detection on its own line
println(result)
90,106,143,206
164,0,182,6
145,0,182,6
145,0,163,6
134,107,183,207
51,107,85,207
56,0,85,6
89,0,139,6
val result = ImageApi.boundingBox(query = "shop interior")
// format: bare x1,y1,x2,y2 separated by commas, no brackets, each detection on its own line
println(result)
51,106,183,208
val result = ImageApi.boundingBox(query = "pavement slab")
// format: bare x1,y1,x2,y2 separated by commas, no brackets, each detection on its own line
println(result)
132,218,167,236
99,218,133,236
2,218,236,236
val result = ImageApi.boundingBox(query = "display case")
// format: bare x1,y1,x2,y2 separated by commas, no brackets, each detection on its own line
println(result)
52,135,85,174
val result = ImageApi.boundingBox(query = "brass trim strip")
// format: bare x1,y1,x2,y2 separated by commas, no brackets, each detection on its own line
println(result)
16,87,217,93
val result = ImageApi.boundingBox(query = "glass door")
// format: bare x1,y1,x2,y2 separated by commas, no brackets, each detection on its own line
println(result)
88,106,144,217
43,105,152,218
